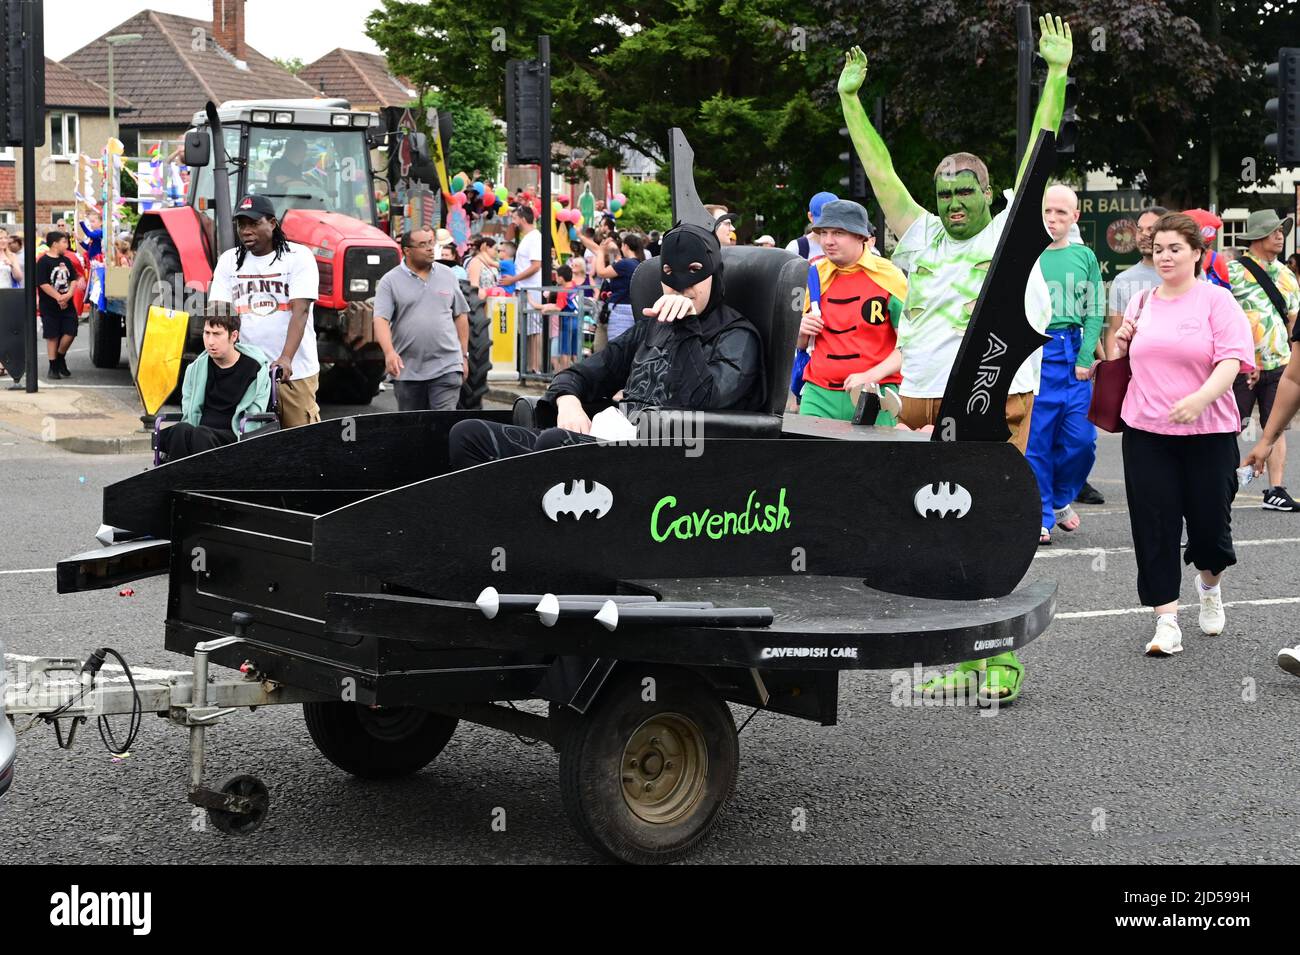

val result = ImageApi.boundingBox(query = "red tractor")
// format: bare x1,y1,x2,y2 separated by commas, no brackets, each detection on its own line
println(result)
90,100,406,404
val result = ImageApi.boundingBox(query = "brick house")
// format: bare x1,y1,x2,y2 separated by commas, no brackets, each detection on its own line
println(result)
60,0,317,155
1,58,130,227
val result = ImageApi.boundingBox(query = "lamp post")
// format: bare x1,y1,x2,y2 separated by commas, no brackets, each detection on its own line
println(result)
106,32,142,141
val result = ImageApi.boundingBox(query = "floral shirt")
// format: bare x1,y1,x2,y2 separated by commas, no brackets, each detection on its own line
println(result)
1227,253,1300,371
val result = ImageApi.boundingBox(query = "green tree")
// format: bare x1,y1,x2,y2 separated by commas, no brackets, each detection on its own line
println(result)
619,180,672,232
816,0,1299,209
422,91,505,180
274,56,305,75
366,0,847,242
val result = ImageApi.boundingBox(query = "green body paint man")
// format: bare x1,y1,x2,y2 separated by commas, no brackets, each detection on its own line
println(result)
838,15,1075,706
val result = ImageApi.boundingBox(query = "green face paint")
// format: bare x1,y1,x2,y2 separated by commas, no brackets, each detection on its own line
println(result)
934,172,993,241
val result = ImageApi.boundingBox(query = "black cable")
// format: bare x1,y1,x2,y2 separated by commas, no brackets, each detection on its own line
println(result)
95,649,142,756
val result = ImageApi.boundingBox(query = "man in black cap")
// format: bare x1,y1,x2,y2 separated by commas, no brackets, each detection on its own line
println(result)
208,194,322,426
448,222,765,467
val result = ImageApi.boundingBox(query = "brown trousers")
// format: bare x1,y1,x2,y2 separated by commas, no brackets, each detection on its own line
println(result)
277,372,321,428
899,392,1036,454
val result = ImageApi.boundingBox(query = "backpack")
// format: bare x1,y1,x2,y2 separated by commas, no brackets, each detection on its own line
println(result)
1202,250,1231,289
796,235,811,259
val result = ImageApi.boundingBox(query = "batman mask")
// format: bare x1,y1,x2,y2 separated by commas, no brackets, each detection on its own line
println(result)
659,223,722,292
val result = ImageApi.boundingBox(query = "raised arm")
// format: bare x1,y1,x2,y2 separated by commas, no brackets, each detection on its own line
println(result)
1014,15,1073,190
838,47,923,238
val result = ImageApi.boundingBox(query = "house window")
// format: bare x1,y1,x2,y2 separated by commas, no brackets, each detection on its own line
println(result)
1220,217,1247,250
0,211,15,225
49,112,80,159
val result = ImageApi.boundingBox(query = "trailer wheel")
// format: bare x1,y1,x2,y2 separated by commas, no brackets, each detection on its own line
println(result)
302,702,458,779
558,666,737,864
207,774,269,836
459,288,491,410
88,305,122,368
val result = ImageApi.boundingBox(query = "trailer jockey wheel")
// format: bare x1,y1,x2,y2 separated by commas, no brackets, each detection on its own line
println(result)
302,701,458,779
207,774,270,836
558,665,738,865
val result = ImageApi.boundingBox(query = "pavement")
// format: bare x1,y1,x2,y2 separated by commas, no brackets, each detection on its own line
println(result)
4,406,1300,864
0,327,544,453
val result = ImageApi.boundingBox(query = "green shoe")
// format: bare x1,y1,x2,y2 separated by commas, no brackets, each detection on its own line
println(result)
976,651,1025,707
914,659,981,699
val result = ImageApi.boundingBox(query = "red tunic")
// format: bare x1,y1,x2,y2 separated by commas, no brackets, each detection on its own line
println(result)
804,268,901,390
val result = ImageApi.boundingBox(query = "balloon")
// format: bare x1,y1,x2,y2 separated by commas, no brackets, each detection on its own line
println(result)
552,201,562,214
472,181,485,195
615,208,623,218
450,174,466,192
556,195,570,207
568,226,578,240
608,199,622,213
615,193,627,205
494,185,508,201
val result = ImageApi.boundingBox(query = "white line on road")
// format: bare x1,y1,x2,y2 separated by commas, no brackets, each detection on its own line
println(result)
1057,596,1300,620
5,653,187,681
0,567,55,575
1072,502,1262,517
1036,537,1300,559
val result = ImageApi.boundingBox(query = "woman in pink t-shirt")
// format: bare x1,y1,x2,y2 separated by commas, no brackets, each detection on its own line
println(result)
1111,213,1254,657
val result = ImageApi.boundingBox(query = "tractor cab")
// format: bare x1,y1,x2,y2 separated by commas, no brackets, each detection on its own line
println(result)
184,99,386,242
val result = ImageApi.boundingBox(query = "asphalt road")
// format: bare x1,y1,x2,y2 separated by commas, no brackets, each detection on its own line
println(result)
3,383,1300,863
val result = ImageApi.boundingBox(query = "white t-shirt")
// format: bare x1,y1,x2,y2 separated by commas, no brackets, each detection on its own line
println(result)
208,242,320,379
514,228,542,289
890,205,1050,397
785,233,824,262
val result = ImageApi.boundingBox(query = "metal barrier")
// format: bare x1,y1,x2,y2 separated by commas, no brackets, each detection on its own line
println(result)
511,284,600,384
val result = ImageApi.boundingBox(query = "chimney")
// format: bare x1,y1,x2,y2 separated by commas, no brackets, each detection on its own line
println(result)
212,0,246,61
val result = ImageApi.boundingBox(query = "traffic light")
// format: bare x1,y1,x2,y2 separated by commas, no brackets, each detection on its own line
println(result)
0,0,45,147
838,126,867,200
505,58,543,165
1265,48,1300,167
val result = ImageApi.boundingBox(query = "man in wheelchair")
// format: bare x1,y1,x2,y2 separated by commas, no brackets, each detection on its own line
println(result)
449,222,766,467
157,314,275,461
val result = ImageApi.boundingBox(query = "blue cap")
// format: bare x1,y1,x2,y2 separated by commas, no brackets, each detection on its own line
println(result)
809,191,839,217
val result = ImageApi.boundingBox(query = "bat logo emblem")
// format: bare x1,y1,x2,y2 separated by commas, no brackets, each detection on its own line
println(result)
542,479,614,522
913,482,972,519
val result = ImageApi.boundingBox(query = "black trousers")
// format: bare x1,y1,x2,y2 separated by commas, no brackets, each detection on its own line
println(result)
448,418,597,470
159,423,236,461
1121,427,1239,607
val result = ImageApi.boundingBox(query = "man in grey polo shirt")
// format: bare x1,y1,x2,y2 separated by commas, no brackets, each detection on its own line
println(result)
374,228,470,411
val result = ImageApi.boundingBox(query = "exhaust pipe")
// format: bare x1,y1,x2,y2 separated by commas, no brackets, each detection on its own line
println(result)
205,101,235,258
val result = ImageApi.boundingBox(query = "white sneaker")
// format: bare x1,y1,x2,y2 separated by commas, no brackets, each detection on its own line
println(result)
1278,646,1300,677
1145,616,1183,656
1198,584,1225,635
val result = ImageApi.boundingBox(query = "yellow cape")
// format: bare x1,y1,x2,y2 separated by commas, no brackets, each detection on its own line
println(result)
812,248,908,306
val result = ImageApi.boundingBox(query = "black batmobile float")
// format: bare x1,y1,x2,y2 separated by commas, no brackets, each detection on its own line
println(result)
10,131,1060,864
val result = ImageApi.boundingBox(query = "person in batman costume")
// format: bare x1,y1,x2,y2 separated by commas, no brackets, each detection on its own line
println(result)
448,223,765,468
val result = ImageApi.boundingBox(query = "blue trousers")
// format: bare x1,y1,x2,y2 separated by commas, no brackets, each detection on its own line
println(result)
1026,327,1096,530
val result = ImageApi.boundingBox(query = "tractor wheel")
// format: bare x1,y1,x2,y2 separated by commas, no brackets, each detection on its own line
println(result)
459,287,491,410
126,232,188,387
303,701,458,779
558,665,738,865
87,304,122,369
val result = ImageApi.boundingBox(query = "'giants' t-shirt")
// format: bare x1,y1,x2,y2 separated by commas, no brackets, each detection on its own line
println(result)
890,206,1051,397
208,242,320,379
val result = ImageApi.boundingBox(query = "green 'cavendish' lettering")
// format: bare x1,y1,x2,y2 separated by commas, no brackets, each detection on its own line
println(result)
650,488,791,542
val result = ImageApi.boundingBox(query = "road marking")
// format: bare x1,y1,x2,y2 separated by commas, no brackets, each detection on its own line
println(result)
4,652,187,681
1036,537,1300,559
1070,502,1261,517
0,567,55,575
1057,596,1300,620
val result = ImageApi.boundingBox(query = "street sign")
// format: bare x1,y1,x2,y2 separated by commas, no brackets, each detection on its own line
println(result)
0,0,44,147
1075,190,1158,279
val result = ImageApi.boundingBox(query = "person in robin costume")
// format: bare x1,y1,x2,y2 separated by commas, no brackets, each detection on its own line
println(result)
797,199,908,425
